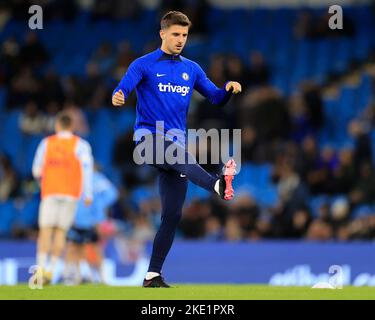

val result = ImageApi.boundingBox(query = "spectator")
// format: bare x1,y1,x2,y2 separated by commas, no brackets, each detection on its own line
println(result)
298,135,319,184
89,42,115,75
19,100,46,135
19,32,49,69
271,157,309,237
286,208,312,238
244,51,270,87
91,0,116,20
179,200,211,239
239,87,290,148
306,219,333,241
132,214,155,242
44,101,60,134
331,148,356,194
223,215,243,241
204,216,223,241
113,0,142,20
225,55,247,88
288,93,315,144
349,161,375,206
294,11,315,39
0,36,21,82
41,69,64,106
241,126,265,163
348,119,372,166
0,154,19,201
331,197,351,231
305,145,339,194
7,67,40,108
301,82,324,130
230,193,260,239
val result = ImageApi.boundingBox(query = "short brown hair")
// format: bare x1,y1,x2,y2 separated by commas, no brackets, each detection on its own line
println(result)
160,11,192,29
56,111,72,129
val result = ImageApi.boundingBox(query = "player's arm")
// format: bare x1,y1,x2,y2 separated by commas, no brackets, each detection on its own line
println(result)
76,139,94,205
94,174,119,210
98,177,119,209
94,176,119,225
194,63,242,106
112,59,144,107
32,138,47,181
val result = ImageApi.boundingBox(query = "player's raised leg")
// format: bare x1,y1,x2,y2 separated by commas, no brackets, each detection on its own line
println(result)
145,136,237,200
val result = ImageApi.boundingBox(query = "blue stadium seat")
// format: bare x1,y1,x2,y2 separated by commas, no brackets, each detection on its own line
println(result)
309,195,330,218
0,201,17,237
87,109,116,169
370,130,375,165
185,182,211,203
332,38,353,73
15,134,44,178
357,73,372,112
0,88,6,114
131,186,157,210
15,196,40,228
110,108,136,136
352,204,374,219
256,186,278,207
2,111,22,164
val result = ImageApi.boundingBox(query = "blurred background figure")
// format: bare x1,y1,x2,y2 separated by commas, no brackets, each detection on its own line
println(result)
64,164,118,285
31,112,93,284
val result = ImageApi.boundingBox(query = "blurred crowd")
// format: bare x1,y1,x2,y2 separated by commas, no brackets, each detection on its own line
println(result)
1,0,375,242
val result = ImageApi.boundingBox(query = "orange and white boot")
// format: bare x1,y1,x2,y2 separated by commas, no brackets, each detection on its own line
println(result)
219,159,237,200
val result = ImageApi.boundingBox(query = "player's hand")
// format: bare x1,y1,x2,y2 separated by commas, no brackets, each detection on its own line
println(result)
225,81,242,94
84,198,92,206
112,90,125,106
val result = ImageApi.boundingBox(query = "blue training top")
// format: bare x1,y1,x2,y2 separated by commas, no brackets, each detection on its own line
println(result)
74,171,118,229
113,48,232,145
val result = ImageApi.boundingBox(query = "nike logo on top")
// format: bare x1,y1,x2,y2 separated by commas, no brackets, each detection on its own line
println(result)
156,73,166,77
180,174,187,178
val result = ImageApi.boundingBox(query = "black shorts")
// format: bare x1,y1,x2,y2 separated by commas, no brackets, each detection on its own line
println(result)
66,227,99,244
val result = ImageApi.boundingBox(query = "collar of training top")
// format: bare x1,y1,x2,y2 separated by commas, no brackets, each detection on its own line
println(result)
157,48,182,61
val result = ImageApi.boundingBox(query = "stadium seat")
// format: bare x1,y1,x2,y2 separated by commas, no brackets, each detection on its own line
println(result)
14,196,40,228
0,201,17,237
309,195,330,218
352,204,374,219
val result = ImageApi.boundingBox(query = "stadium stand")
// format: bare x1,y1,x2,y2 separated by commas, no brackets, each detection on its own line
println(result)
0,0,375,241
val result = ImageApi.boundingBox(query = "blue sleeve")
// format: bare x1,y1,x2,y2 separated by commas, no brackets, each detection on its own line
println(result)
98,181,118,210
76,139,94,200
193,63,232,106
93,174,119,224
113,59,143,99
32,138,47,179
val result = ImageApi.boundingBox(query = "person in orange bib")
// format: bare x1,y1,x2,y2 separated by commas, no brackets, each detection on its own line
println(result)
32,112,93,284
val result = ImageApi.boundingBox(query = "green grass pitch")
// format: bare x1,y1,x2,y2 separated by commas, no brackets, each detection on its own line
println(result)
0,284,374,300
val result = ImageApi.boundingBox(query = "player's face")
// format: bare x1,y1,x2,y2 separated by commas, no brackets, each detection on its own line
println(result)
160,25,189,55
